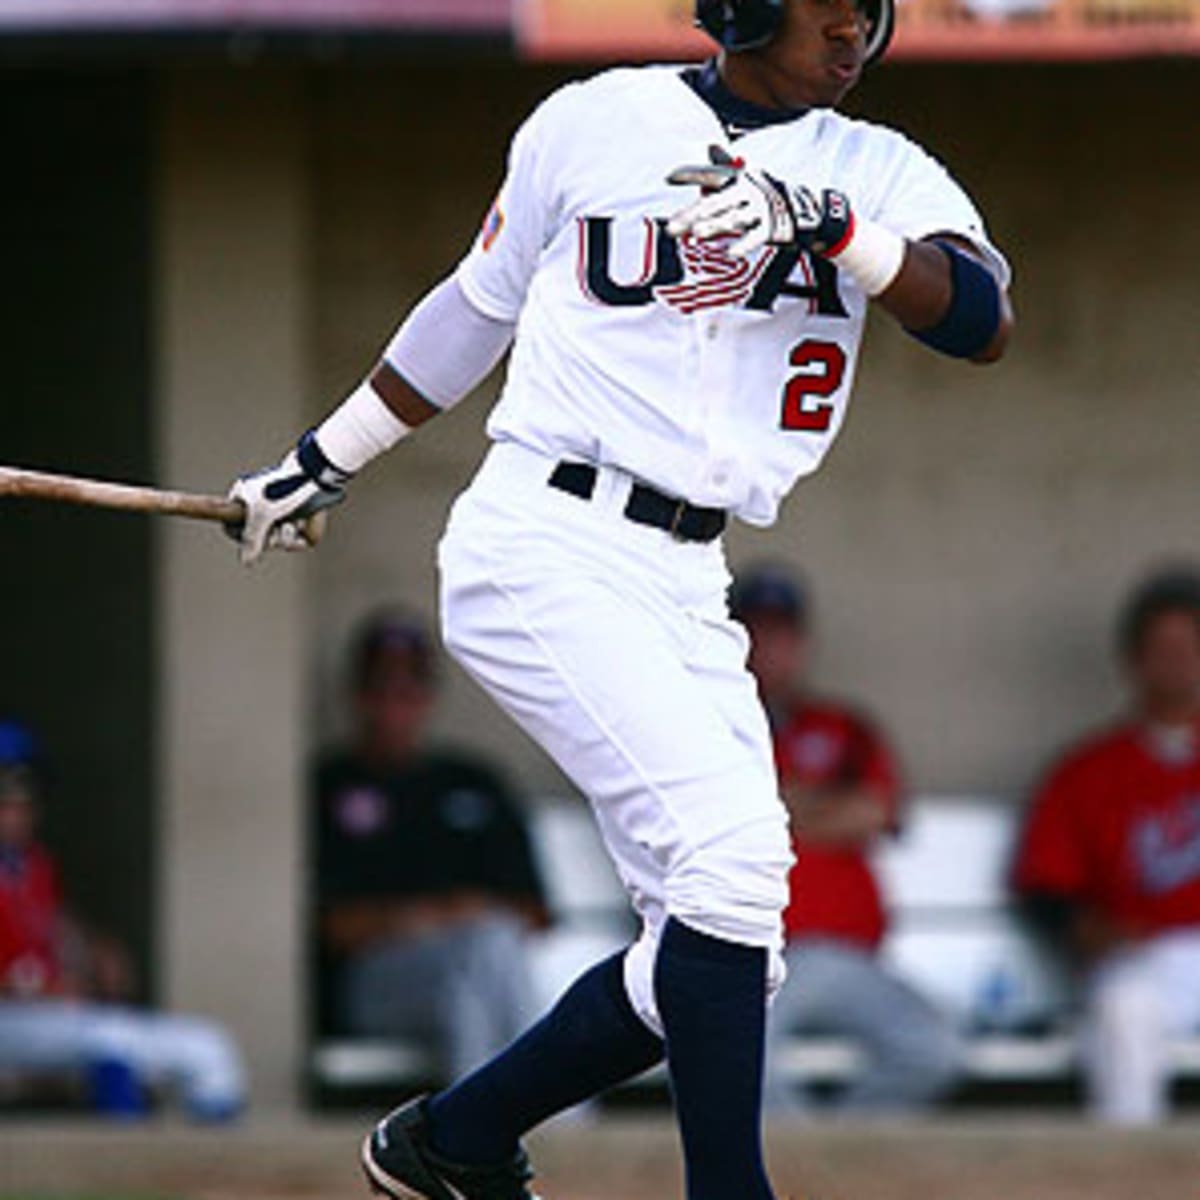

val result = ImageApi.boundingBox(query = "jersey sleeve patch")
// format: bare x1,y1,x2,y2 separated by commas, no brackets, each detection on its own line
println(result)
481,198,506,253
455,93,564,323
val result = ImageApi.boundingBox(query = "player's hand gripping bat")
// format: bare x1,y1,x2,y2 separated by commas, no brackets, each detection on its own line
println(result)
0,464,328,546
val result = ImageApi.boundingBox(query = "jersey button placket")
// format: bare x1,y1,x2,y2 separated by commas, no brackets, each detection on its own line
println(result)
693,315,721,400
679,314,716,502
698,313,737,501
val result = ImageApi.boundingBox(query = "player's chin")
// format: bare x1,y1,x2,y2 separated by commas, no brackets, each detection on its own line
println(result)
812,58,862,106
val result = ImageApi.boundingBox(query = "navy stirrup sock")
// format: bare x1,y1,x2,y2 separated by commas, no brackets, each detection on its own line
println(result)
426,951,664,1164
655,917,775,1200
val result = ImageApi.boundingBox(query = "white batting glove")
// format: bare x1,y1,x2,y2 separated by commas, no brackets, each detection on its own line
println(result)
667,145,906,297
226,431,348,566
667,146,843,260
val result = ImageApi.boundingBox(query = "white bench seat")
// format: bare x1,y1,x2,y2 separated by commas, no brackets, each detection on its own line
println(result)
309,797,1200,1103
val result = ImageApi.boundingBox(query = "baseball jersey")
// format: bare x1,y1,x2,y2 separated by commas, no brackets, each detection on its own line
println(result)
772,699,902,949
456,63,1009,527
313,748,546,908
1013,720,1200,934
0,843,62,997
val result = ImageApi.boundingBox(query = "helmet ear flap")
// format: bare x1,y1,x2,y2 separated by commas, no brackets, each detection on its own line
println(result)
863,0,895,64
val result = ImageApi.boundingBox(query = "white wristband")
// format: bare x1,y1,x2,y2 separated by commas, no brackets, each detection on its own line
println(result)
314,380,411,475
830,216,906,298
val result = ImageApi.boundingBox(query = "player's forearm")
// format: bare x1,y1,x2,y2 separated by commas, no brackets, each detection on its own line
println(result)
323,892,522,952
369,361,442,428
876,239,952,333
1020,891,1137,967
782,783,891,846
312,276,513,463
877,238,1013,364
313,276,515,473
666,160,1011,364
227,278,515,564
321,899,438,952
1071,906,1140,967
498,896,554,932
820,208,1012,363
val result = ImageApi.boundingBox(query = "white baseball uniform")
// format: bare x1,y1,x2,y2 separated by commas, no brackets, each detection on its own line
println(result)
0,1000,245,1115
1084,929,1200,1124
434,64,1008,1034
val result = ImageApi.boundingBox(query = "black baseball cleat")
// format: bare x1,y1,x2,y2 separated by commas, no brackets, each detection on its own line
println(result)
360,1096,542,1200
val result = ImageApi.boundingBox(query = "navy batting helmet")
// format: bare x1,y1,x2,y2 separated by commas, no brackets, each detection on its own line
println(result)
695,0,894,65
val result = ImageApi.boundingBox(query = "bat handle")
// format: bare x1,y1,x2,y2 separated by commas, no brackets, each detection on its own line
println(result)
0,465,330,548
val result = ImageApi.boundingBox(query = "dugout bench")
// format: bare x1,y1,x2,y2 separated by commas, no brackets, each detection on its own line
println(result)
308,798,1200,1109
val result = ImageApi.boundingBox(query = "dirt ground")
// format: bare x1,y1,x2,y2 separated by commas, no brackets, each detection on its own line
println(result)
2,1116,1200,1200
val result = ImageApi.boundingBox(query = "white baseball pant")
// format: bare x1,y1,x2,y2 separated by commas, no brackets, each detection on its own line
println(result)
1082,927,1200,1125
438,440,793,1036
0,999,246,1113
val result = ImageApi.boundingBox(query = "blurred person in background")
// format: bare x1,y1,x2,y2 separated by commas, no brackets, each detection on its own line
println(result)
1014,567,1200,1125
313,610,549,1083
0,719,245,1119
733,564,960,1114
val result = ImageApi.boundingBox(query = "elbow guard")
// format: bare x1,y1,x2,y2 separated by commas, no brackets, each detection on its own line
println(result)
385,275,516,410
908,241,1002,360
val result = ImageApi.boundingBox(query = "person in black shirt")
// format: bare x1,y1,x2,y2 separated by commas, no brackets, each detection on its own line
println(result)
313,611,549,1081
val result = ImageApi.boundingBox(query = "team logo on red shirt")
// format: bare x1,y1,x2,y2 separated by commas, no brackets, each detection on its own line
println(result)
1133,796,1200,895
787,729,842,777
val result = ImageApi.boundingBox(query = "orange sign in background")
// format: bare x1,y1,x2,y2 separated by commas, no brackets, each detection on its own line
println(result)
518,0,1200,59
517,0,709,58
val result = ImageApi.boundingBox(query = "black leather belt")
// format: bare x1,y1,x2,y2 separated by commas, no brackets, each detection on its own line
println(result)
548,461,727,544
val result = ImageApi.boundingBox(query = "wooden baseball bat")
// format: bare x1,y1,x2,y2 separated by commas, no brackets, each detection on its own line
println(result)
0,465,327,544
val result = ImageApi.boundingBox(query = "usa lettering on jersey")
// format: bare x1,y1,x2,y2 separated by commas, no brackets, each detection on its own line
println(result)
576,217,848,318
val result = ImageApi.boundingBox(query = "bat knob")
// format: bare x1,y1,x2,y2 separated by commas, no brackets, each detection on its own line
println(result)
301,510,329,547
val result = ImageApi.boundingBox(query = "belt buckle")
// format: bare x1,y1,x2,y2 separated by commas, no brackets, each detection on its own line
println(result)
668,499,689,541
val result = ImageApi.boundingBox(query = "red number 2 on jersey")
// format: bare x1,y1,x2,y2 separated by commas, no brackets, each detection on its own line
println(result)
780,339,846,433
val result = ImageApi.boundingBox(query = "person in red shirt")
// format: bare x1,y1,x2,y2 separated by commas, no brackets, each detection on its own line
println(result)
732,565,959,1114
1013,568,1200,1125
0,720,246,1119
0,771,61,1000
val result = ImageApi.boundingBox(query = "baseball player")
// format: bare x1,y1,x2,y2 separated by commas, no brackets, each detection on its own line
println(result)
229,0,1012,1195
1014,569,1200,1126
